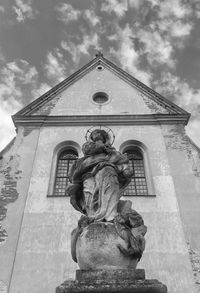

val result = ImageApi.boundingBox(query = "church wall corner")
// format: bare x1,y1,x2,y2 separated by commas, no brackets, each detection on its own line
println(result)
0,126,40,288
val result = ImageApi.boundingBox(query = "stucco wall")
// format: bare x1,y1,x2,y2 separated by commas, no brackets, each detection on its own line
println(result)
7,124,196,293
0,127,40,293
162,124,200,292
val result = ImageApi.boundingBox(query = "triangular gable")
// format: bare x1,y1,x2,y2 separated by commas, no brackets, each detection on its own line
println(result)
12,53,190,126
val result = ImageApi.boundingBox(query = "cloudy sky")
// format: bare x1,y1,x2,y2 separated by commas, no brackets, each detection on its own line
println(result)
0,0,200,150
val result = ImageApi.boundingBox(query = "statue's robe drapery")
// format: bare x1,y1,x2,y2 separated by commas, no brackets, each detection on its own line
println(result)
68,142,131,221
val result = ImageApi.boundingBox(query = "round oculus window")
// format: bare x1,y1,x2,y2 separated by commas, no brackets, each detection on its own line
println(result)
92,92,109,104
96,65,104,71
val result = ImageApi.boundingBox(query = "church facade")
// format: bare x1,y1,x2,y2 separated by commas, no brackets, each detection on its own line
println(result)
0,54,200,293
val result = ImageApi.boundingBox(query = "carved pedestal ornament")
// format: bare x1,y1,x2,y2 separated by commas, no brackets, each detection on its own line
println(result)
56,128,167,293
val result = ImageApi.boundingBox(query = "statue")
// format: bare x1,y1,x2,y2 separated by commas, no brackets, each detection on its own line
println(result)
67,128,147,270
69,128,132,221
56,128,167,292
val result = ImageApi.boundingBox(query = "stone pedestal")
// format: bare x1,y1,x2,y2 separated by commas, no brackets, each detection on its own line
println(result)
74,222,139,270
56,269,167,293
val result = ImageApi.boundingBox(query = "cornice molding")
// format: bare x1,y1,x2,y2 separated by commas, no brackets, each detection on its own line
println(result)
12,114,190,127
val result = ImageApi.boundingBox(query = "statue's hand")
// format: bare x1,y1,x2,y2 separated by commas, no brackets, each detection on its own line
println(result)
122,168,134,178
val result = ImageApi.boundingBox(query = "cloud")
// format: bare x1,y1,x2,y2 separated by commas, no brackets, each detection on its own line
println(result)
146,0,192,19
0,99,21,151
6,60,38,84
61,32,100,65
105,0,194,82
0,60,42,110
108,24,152,85
129,0,142,9
153,72,200,112
44,49,67,83
0,6,5,13
0,59,50,150
0,61,23,150
0,60,31,101
55,3,101,28
157,19,193,38
137,28,175,68
83,9,100,26
156,0,192,19
133,1,193,67
145,0,193,43
153,0,193,46
55,3,81,24
194,1,200,18
79,33,100,55
101,0,143,16
153,72,200,146
31,83,51,99
101,0,128,18
13,0,38,23
0,59,45,104
0,48,5,63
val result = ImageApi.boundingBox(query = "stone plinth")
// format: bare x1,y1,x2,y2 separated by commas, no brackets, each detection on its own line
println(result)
56,269,167,293
75,222,139,270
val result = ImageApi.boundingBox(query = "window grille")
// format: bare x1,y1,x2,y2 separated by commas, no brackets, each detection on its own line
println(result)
123,148,148,196
54,149,78,196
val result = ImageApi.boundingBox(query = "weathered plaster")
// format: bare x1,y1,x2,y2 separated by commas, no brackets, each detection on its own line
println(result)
189,142,200,177
162,124,200,178
141,93,171,114
0,206,7,244
32,95,61,115
0,155,22,243
162,124,190,151
0,281,7,293
162,124,200,292
23,126,35,137
188,244,200,292
0,127,41,292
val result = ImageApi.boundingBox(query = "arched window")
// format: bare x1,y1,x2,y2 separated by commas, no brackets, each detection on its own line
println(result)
54,149,78,196
123,147,148,196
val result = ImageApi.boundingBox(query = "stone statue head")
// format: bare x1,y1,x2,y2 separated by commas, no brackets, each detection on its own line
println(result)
90,129,109,144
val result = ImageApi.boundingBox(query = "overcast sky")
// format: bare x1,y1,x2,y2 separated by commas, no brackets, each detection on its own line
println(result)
0,0,200,150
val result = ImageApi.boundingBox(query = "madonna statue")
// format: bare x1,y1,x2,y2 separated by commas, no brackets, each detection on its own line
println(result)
68,128,132,221
56,127,167,293
67,128,147,270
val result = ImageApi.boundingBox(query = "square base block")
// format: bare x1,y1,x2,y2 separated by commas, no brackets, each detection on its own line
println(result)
56,269,167,293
